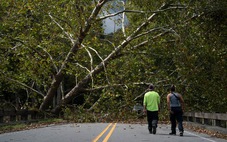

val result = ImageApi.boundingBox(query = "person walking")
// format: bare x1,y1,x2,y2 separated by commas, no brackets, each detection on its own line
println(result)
167,85,185,136
143,84,160,134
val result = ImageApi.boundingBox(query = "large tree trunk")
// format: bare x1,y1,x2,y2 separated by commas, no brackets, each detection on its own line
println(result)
39,0,108,111
52,63,106,113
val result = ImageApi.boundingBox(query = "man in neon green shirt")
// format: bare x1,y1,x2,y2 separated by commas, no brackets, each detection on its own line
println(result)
143,84,160,134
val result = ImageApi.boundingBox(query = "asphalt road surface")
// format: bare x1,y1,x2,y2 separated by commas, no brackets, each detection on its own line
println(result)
0,123,226,142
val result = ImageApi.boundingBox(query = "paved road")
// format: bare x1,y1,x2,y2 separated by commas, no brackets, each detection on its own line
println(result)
0,123,226,142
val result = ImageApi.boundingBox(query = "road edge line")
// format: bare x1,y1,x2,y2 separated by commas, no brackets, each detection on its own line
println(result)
185,131,217,142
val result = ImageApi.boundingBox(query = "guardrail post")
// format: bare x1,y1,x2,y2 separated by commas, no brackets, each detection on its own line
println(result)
3,116,10,123
0,110,3,123
17,114,21,121
202,117,205,125
28,114,32,120
193,114,196,123
212,119,216,126
226,113,227,128
211,112,215,126
226,120,227,128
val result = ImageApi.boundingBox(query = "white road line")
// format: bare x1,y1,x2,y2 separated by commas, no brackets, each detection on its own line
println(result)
185,131,217,142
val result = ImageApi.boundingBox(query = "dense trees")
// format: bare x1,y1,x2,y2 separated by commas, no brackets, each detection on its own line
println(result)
0,0,226,118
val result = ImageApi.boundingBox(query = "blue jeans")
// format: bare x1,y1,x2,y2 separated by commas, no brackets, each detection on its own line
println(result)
147,110,159,131
170,107,184,133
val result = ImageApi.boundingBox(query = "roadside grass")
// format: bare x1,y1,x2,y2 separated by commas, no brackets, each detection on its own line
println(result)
0,123,27,132
0,118,65,134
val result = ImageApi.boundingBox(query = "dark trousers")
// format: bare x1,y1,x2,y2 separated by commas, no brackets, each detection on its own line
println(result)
147,110,159,131
170,107,184,133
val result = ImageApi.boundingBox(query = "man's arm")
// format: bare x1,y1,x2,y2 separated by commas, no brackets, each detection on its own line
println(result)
143,104,147,115
143,95,147,114
167,94,171,111
179,94,185,112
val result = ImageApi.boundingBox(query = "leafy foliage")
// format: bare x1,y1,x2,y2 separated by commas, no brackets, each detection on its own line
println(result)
0,0,226,119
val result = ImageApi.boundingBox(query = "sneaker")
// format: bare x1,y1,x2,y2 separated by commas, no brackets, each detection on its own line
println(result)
169,132,176,135
149,129,152,134
180,132,183,136
152,126,156,134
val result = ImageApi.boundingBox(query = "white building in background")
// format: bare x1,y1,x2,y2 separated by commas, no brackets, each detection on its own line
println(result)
101,0,129,34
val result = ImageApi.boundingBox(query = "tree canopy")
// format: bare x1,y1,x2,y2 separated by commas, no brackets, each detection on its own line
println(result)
0,0,226,117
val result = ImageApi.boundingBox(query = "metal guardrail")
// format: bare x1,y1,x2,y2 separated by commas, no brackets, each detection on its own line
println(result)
1,109,227,129
0,110,41,123
184,112,227,128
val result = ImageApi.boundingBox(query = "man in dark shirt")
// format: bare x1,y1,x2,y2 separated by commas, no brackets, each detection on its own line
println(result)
167,85,185,136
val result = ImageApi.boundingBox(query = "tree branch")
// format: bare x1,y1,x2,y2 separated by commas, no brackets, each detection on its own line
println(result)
97,5,186,21
7,78,45,97
38,45,58,73
121,0,126,37
49,13,75,45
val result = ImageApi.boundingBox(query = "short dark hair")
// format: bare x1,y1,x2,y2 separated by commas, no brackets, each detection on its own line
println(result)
170,85,175,91
148,84,154,90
